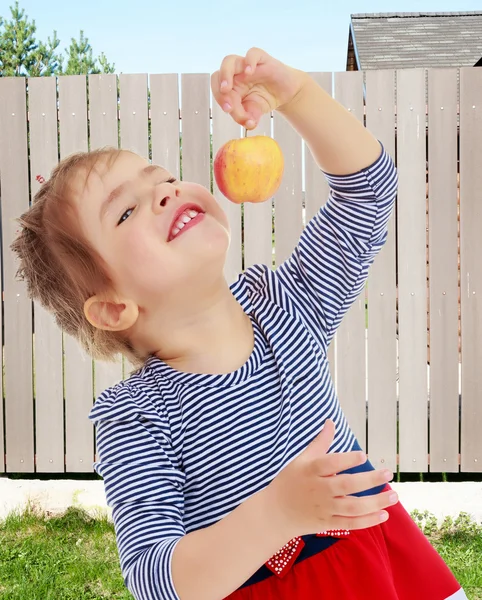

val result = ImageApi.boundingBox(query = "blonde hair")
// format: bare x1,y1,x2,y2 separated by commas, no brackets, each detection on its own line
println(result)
11,147,141,365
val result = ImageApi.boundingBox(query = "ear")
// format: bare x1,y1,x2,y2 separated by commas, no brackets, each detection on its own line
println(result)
83,295,139,331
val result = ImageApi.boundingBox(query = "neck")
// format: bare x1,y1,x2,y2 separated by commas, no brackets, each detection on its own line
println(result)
132,278,254,375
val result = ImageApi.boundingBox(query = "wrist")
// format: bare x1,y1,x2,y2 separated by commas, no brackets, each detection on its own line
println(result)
250,484,295,547
277,71,315,116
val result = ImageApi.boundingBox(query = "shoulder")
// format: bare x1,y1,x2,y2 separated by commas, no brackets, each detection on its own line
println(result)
88,368,170,428
231,263,287,300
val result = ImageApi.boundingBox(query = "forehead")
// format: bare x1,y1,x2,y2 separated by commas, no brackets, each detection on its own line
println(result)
95,151,150,188
72,151,167,202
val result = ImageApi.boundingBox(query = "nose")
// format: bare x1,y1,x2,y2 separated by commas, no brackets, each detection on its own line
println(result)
152,184,180,215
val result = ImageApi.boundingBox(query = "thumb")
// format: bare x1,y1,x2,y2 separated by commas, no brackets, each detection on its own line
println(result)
302,419,335,460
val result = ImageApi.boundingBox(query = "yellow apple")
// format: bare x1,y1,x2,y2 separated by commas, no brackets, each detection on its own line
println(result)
213,135,284,204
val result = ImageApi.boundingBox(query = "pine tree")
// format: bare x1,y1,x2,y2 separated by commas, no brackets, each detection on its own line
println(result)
98,52,115,74
62,30,98,75
0,3,115,77
0,1,38,75
29,31,62,77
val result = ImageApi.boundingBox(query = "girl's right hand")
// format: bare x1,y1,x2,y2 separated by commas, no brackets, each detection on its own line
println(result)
264,420,398,539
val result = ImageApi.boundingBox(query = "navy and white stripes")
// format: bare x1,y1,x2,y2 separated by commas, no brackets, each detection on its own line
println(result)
89,144,398,600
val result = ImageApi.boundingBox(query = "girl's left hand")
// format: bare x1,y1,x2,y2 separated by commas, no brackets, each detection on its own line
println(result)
211,47,308,130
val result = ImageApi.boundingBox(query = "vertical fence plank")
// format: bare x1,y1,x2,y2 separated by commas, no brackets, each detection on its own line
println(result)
212,96,242,284
365,69,397,470
0,78,33,472
119,74,149,159
181,74,210,188
272,114,303,266
150,74,180,179
89,74,119,150
89,74,124,395
304,73,336,379
58,75,94,472
244,114,273,269
0,125,3,474
333,71,367,450
397,69,428,472
28,76,64,472
428,68,459,472
460,67,482,472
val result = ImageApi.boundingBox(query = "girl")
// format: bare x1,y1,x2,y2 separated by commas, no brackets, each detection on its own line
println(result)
13,48,466,600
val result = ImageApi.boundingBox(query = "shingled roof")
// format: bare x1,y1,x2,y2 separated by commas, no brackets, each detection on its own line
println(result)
347,12,482,70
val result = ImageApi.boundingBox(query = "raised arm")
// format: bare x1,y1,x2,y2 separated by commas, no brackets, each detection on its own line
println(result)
278,74,382,175
270,64,397,349
276,146,397,349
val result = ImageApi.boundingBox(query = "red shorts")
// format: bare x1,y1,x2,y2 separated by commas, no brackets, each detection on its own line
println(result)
225,489,466,600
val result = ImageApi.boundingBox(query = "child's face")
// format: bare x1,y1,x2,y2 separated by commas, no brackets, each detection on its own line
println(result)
76,151,230,310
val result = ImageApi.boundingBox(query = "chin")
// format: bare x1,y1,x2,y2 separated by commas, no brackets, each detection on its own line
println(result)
181,213,230,255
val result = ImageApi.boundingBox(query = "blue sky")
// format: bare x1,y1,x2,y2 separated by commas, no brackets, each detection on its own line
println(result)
5,0,481,74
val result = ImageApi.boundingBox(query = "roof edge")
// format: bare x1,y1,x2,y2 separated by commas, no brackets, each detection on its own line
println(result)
351,11,482,19
349,21,361,71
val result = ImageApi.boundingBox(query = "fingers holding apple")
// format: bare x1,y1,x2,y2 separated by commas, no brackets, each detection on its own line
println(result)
212,48,298,205
212,53,263,130
211,47,307,130
214,136,284,204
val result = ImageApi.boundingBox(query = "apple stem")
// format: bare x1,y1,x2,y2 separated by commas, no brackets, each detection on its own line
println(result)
244,127,248,138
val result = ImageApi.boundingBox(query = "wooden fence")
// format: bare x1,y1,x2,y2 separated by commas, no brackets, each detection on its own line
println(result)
0,67,481,475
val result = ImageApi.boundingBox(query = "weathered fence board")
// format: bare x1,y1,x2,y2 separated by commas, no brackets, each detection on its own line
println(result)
460,67,482,472
428,68,459,472
28,76,64,472
181,74,210,188
365,69,398,471
150,74,181,179
333,71,367,450
119,74,149,159
58,76,94,472
89,73,119,150
272,113,303,266
244,114,273,269
397,68,429,472
0,77,33,473
88,73,124,395
0,82,5,471
211,95,243,284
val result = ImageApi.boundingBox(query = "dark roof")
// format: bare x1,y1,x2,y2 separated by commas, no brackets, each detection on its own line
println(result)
350,12,482,69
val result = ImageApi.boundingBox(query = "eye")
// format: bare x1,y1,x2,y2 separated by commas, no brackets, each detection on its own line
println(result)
117,207,134,225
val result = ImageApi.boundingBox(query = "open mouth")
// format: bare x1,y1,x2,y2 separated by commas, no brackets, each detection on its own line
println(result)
168,203,205,242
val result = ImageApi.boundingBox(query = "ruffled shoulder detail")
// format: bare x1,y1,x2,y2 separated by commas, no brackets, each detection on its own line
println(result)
88,378,167,427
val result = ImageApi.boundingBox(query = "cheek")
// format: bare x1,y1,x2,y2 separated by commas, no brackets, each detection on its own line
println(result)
107,232,161,285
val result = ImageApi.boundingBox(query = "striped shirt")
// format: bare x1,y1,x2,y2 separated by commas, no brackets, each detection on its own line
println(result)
88,145,398,600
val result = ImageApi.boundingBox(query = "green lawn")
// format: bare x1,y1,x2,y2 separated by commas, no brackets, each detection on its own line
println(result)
0,504,481,599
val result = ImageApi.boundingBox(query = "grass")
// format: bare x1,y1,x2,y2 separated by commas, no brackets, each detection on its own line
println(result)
0,503,481,599
411,510,482,599
0,503,131,599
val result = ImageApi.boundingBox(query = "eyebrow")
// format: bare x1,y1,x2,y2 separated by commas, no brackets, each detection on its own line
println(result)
100,165,164,220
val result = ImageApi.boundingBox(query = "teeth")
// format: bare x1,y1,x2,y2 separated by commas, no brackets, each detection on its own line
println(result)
170,209,200,240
